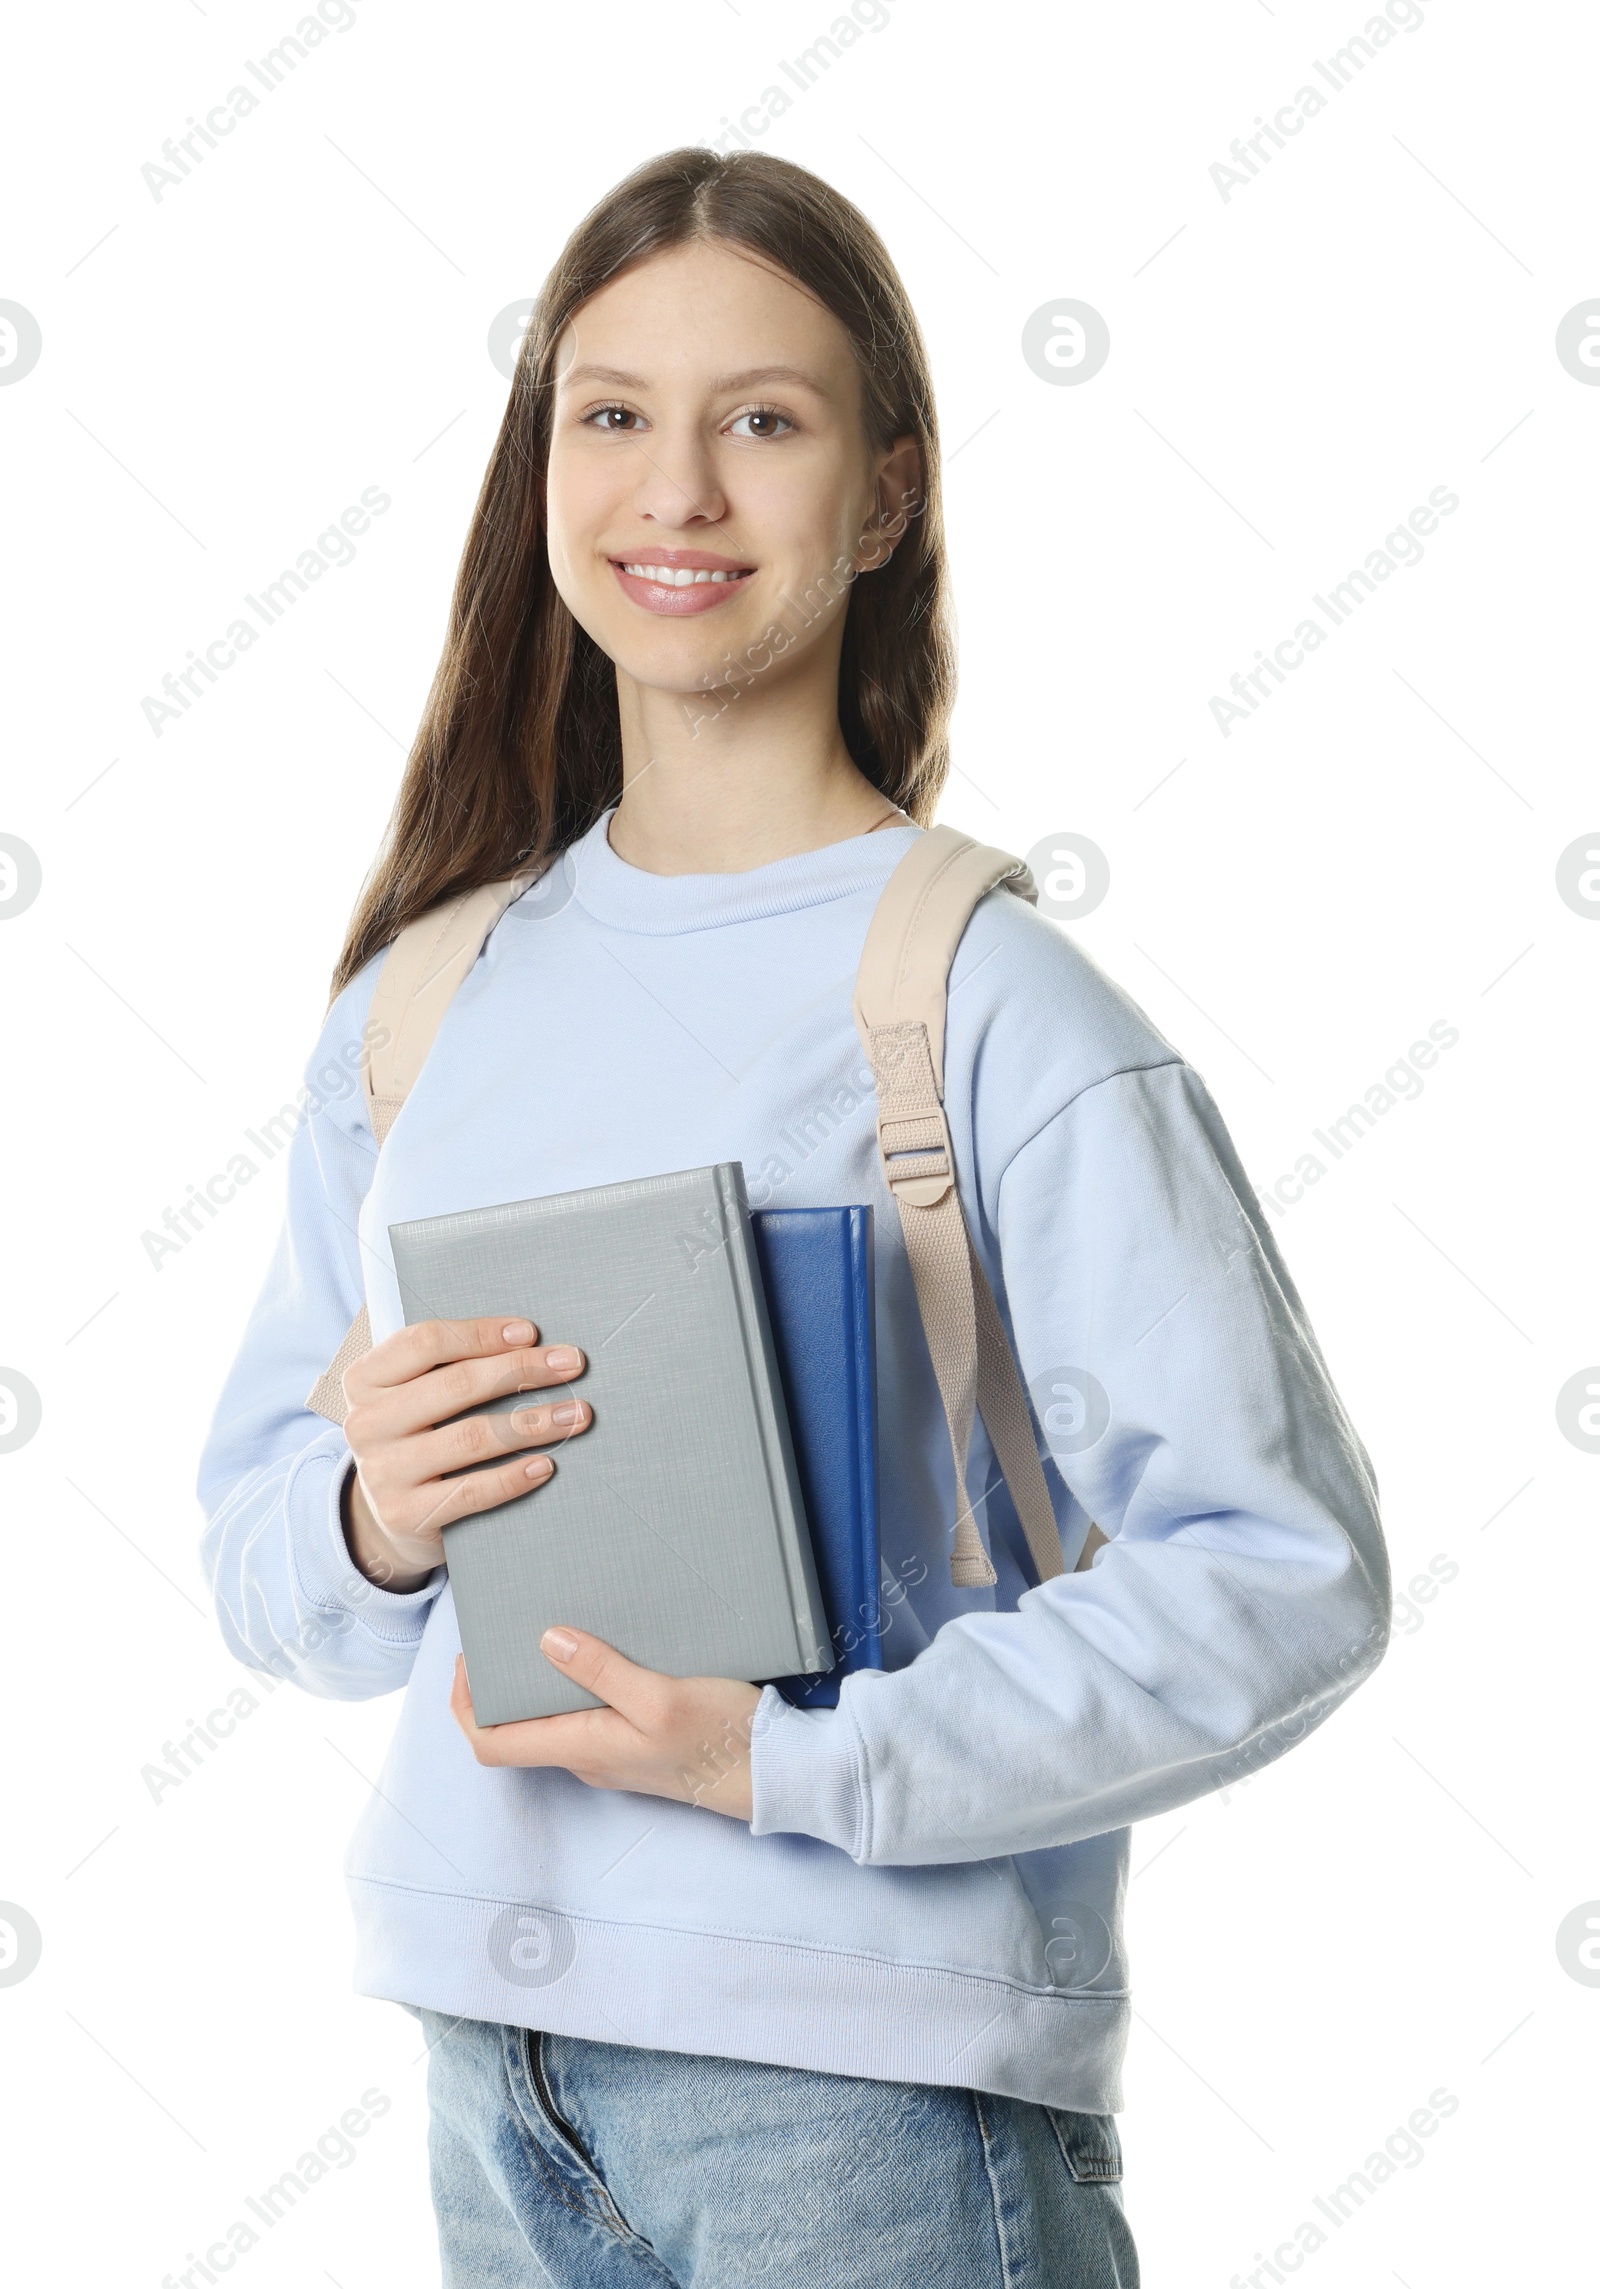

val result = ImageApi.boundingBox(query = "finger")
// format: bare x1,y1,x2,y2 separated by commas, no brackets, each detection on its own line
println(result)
394,1345,588,1437
450,1652,630,1769
407,1394,592,1481
449,1652,479,1737
450,1649,541,1758
465,1709,624,1769
539,1626,667,1727
382,1447,560,1542
353,1314,539,1397
351,1315,585,1403
351,1339,588,1441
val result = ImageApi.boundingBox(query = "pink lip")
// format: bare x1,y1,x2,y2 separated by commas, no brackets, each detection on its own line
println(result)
611,546,753,571
609,553,757,616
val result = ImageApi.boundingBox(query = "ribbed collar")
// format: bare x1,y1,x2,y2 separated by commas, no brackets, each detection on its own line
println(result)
568,806,922,936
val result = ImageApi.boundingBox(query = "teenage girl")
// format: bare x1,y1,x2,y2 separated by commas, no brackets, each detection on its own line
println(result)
200,146,1388,2288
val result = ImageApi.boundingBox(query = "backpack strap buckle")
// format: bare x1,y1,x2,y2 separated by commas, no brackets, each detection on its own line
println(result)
868,1020,955,1206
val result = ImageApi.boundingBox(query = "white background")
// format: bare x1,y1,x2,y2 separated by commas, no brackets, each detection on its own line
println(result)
1,1,1593,2282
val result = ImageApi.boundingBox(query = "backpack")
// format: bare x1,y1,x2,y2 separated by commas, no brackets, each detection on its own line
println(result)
305,823,1104,1588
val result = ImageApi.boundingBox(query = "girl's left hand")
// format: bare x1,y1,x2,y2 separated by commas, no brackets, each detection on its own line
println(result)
449,1632,763,1820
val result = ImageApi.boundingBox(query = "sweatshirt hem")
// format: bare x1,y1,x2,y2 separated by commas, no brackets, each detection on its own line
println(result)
346,1874,1127,2113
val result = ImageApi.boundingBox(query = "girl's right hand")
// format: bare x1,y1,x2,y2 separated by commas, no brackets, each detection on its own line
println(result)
338,1316,590,1592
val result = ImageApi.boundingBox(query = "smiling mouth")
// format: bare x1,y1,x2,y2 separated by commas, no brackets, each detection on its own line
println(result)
607,557,757,616
611,560,755,587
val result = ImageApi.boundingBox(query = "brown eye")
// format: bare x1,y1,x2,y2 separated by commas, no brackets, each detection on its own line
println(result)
728,406,794,441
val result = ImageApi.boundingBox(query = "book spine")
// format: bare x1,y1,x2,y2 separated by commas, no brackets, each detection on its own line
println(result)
715,1164,833,1673
848,1207,884,1671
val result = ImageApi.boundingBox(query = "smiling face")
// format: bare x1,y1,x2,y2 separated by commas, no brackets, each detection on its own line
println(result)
544,238,919,708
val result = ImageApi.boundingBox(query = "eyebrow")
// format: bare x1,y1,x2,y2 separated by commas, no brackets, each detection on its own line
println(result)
558,362,832,396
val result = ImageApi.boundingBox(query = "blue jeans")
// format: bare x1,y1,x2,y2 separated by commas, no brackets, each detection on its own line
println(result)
415,2010,1139,2287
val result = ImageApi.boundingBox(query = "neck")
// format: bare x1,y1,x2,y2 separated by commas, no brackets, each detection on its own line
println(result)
606,649,900,876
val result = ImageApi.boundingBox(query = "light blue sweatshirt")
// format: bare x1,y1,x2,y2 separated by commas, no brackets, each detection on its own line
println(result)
198,812,1388,2112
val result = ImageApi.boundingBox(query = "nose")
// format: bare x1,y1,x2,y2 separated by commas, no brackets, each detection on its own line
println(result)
628,422,727,531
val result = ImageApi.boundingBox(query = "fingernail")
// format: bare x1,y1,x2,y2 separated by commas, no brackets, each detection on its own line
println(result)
503,1321,534,1344
550,1400,583,1428
541,1627,578,1662
544,1346,580,1372
525,1455,553,1481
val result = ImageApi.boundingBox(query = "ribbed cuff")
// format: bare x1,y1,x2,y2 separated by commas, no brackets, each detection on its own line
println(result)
747,1684,870,1860
289,1432,444,1636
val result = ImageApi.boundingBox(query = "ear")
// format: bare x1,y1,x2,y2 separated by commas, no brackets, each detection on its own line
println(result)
860,434,923,570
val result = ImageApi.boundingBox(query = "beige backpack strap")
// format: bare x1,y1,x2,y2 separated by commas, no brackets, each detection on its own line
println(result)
304,865,544,1425
363,870,544,1145
305,1304,378,1428
855,825,1101,1589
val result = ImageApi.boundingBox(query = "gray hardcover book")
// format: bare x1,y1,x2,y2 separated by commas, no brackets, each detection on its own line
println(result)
388,1163,833,1722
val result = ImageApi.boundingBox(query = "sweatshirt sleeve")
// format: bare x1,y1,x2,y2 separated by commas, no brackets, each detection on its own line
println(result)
196,960,446,1700
748,1057,1391,1865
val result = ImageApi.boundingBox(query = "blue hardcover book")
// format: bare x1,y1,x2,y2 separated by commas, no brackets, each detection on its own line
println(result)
752,1205,882,1709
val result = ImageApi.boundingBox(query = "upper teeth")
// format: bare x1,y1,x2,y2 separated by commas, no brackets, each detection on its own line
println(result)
621,564,746,585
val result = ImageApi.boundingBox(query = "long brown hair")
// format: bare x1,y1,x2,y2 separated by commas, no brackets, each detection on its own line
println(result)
328,145,957,1002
